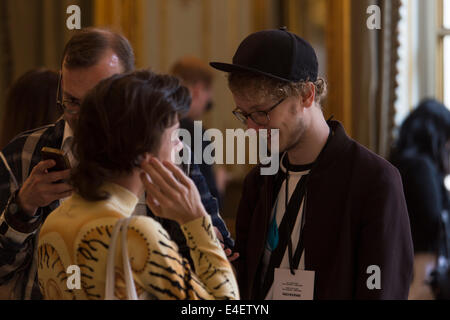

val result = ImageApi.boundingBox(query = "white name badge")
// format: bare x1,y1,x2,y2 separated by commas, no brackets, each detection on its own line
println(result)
273,268,315,300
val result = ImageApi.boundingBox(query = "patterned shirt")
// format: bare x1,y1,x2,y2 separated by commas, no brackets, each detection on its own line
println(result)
38,183,239,300
0,119,234,299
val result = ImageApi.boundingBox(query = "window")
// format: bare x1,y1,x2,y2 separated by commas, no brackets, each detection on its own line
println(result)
440,0,450,107
395,0,445,128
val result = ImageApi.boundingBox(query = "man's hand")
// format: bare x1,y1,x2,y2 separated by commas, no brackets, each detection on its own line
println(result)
214,227,240,262
17,160,73,216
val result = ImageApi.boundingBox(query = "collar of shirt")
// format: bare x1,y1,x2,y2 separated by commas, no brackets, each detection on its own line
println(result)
69,182,139,218
61,121,76,167
101,182,139,217
279,152,314,175
62,121,73,148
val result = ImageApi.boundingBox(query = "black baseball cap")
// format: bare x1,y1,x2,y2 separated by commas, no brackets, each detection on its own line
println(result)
210,27,318,83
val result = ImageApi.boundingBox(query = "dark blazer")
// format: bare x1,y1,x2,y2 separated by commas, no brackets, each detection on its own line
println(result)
234,121,414,300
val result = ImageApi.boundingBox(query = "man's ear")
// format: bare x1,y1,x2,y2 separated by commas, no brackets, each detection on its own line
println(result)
302,82,316,108
190,83,202,101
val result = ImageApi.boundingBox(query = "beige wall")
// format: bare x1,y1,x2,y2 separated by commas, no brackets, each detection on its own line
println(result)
134,0,279,181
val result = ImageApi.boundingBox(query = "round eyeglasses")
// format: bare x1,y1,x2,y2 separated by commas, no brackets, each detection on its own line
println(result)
232,98,285,126
56,72,80,115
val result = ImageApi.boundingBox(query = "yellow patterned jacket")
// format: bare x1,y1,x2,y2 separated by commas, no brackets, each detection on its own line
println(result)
37,183,239,300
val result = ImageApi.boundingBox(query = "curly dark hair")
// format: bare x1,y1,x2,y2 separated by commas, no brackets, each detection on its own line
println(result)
71,70,190,201
391,99,450,175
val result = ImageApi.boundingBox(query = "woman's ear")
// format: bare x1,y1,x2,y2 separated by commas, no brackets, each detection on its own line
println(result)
136,153,153,168
142,152,153,164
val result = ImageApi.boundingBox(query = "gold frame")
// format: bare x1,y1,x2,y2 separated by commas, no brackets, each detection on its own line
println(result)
325,0,352,136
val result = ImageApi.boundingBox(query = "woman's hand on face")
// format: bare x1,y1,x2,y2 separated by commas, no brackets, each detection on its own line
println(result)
140,157,207,225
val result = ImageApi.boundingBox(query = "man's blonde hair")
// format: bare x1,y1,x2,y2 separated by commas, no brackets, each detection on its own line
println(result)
228,71,327,107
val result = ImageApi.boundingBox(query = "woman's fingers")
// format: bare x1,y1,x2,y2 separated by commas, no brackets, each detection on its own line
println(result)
162,160,192,188
148,158,183,191
141,162,173,195
223,247,240,262
140,158,206,225
228,252,240,262
140,172,169,213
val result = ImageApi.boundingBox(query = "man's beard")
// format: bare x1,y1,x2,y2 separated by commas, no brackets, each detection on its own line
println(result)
281,118,307,154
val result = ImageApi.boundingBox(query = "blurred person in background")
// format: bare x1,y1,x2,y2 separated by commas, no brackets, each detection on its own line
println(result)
390,99,450,299
171,56,229,209
0,69,60,149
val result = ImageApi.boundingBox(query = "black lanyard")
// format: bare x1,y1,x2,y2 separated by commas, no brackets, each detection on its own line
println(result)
261,172,309,298
285,165,310,275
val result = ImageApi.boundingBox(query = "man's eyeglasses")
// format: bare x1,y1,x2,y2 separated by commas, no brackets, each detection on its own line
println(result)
56,72,81,115
232,98,285,126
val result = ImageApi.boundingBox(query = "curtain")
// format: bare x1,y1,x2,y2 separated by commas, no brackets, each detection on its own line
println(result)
93,0,143,67
351,0,402,157
3,0,93,77
0,0,13,125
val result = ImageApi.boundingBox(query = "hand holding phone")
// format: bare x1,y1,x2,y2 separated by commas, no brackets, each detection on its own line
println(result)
16,148,73,216
40,147,71,172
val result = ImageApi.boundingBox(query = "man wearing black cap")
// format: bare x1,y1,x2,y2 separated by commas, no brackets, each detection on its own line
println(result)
210,27,413,300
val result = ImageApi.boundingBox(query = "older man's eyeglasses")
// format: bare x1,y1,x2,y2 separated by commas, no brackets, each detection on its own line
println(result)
232,98,285,126
56,72,81,115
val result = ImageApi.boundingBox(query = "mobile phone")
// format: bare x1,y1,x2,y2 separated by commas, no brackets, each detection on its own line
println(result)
41,147,71,172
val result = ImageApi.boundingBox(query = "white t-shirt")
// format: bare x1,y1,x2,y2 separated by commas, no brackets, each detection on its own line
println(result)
263,154,311,300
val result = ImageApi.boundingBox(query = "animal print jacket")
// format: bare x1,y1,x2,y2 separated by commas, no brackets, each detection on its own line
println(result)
37,183,239,300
